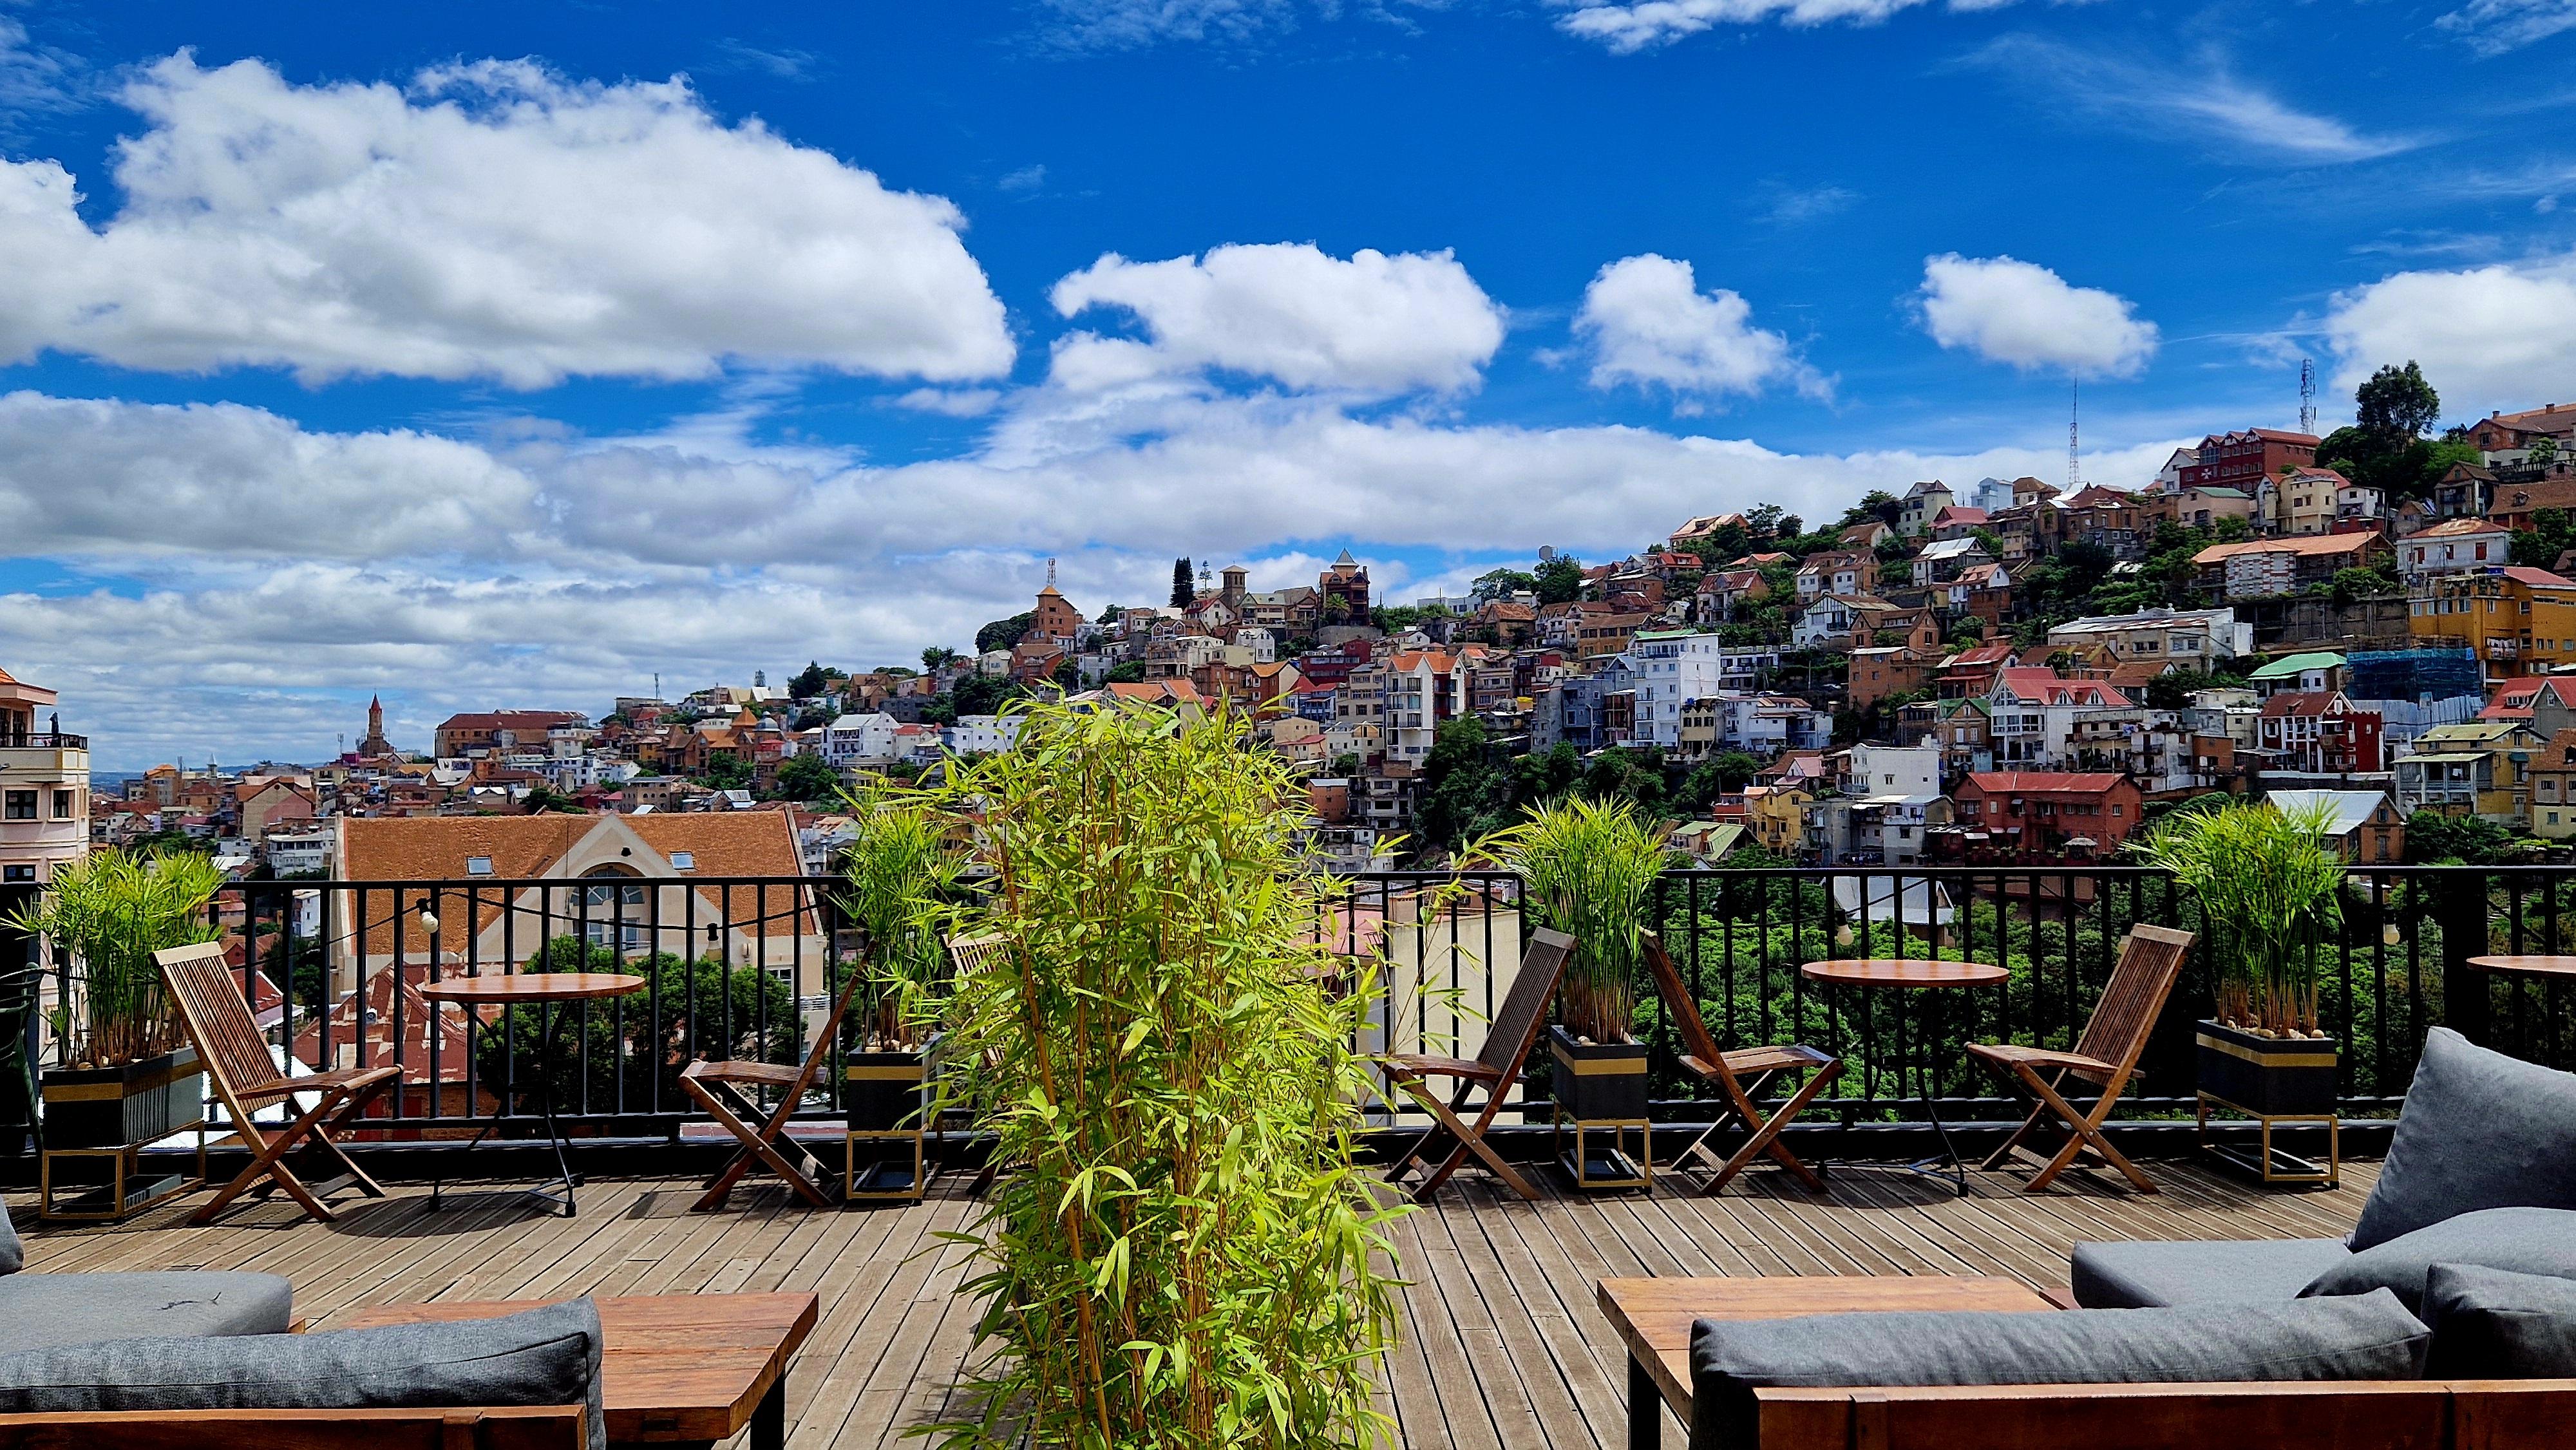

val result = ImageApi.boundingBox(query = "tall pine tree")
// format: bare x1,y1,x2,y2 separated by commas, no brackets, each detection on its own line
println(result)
1170,556,1194,608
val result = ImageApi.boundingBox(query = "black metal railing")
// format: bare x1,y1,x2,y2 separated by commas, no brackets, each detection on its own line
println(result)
0,732,84,750
21,862,2572,1144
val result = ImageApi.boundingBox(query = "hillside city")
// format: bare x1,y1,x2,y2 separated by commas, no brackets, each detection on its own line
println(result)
12,365,2576,889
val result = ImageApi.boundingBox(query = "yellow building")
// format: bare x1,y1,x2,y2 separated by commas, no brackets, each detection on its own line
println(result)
2396,720,2536,825
2410,568,2576,682
1743,785,1810,855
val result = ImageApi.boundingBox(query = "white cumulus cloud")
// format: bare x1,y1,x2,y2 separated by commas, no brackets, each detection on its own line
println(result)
1047,242,1506,395
0,55,1013,387
2323,254,2576,406
1553,0,2030,53
1573,254,1822,409
1916,253,2159,379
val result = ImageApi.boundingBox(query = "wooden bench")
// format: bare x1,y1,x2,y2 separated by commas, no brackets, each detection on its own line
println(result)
1598,1275,2576,1450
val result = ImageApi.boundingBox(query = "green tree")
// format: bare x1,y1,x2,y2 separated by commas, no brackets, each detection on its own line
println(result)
1472,567,1538,601
1581,746,1668,816
1533,554,1585,605
1745,503,1785,536
1841,489,1902,529
974,612,1035,654
1328,752,1362,777
1171,556,1194,608
769,751,842,803
1416,717,1515,851
789,660,831,697
1104,661,1146,684
477,939,800,1112
2357,361,2441,445
2512,507,2576,569
922,646,959,672
2403,811,2532,865
2331,567,2393,606
697,754,755,790
951,673,1017,717
521,786,585,814
2533,437,2561,467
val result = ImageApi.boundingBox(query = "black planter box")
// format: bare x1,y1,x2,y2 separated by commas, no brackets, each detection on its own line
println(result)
844,1046,930,1132
1548,1026,1650,1122
2196,1019,2338,1116
41,1048,202,1151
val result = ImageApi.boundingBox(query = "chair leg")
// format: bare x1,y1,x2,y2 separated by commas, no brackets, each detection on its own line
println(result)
1705,1072,1834,1195
684,1077,835,1211
1412,1093,1537,1202
307,1078,399,1199
196,1089,357,1226
2016,1068,2155,1194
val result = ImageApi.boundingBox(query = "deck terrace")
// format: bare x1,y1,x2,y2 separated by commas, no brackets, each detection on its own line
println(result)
14,1160,2370,1449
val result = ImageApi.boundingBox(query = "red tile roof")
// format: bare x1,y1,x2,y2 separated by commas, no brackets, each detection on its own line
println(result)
1965,771,2132,793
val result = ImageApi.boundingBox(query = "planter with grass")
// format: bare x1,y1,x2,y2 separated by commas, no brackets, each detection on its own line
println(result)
2137,798,2345,1185
1502,796,1672,1192
6,850,225,1218
834,793,961,1200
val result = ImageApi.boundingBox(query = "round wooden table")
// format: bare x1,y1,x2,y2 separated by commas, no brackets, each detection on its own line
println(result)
1800,959,2009,1194
2466,956,2576,981
420,972,647,1217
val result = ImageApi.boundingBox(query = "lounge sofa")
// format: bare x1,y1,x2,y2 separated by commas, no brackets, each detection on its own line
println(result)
0,1198,601,1446
1681,1028,2576,1449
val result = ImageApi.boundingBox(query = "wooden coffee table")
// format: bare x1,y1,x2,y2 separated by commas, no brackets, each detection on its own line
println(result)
1596,1276,2055,1450
341,1290,817,1449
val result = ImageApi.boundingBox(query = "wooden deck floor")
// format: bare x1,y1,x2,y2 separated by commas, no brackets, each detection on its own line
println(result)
15,1158,2370,1449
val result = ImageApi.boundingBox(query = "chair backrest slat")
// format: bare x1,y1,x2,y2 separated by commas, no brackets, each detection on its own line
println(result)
156,942,284,1096
1640,931,1732,1078
2073,923,2194,1074
946,933,1010,980
1478,927,1576,1074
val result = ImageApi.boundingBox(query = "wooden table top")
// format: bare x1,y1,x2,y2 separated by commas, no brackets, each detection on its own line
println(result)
1801,958,2009,989
2468,956,2576,981
340,1291,819,1444
418,972,648,1003
1596,1276,2054,1423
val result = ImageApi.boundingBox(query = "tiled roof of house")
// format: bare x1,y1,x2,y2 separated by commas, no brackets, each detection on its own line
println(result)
434,710,585,733
1965,771,2132,793
2193,532,2382,564
2260,690,2347,718
2412,517,2512,540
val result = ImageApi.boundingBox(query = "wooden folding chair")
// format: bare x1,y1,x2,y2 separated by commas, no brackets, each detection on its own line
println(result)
1640,930,1842,1194
1968,923,2194,1194
157,942,402,1225
1382,926,1575,1203
681,952,872,1211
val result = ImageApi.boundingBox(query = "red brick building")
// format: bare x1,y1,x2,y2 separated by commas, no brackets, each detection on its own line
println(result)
2177,428,2320,493
1947,771,2145,859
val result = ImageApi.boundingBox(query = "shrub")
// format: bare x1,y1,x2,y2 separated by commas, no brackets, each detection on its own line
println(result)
5,849,223,1067
927,697,1403,1449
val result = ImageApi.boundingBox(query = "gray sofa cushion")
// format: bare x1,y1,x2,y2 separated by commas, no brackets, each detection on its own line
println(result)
2422,1263,2576,1378
2071,1237,2354,1308
2351,1028,2576,1252
1688,1291,2427,1450
0,1296,604,1447
0,1271,293,1350
2302,1206,2576,1313
0,1198,20,1276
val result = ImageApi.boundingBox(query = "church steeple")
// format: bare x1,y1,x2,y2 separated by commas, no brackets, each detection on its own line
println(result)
359,695,393,758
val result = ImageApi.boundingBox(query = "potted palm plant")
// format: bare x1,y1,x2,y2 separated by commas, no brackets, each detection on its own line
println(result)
2136,798,2344,1116
836,796,962,1146
3,849,224,1151
1499,796,1671,1167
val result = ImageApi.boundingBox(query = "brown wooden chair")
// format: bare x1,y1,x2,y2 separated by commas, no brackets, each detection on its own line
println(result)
1382,926,1575,1203
681,950,873,1211
1967,922,2195,1193
157,941,402,1225
1640,930,1842,1194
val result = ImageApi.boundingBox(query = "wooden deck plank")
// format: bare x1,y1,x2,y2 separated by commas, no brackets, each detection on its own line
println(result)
10,1156,2370,1450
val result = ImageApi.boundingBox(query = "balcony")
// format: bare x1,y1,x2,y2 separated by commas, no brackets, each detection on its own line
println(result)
0,731,84,751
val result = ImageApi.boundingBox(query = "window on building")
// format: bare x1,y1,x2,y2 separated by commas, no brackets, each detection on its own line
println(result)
0,865,30,883
1,791,32,821
50,790,73,820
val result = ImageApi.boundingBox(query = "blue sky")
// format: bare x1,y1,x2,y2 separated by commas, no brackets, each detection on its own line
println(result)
3,0,2575,767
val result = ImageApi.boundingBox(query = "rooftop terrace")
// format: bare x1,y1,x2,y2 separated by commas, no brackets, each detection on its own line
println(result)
17,1161,2374,1450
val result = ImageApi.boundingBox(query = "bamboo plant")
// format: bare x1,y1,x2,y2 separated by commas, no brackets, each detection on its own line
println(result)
1493,795,1672,1044
2,849,225,1069
923,697,1405,1450
2134,798,2345,1038
834,792,963,1051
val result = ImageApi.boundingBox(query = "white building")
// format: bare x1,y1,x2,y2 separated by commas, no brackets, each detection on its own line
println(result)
265,831,334,877
1627,631,1744,749
2223,547,2298,601
2044,607,2255,666
0,664,86,888
2398,519,2514,583
822,712,900,766
946,715,1024,756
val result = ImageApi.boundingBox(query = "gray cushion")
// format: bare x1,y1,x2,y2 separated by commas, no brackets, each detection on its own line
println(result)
2351,1027,2576,1251
0,1198,20,1275
0,1296,604,1447
2302,1207,2576,1313
1688,1292,2427,1450
0,1271,292,1350
2422,1263,2576,1378
2070,1236,2354,1308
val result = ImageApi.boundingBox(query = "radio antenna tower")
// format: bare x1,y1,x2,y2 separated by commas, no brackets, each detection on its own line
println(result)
2067,380,2081,492
2299,359,2318,435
